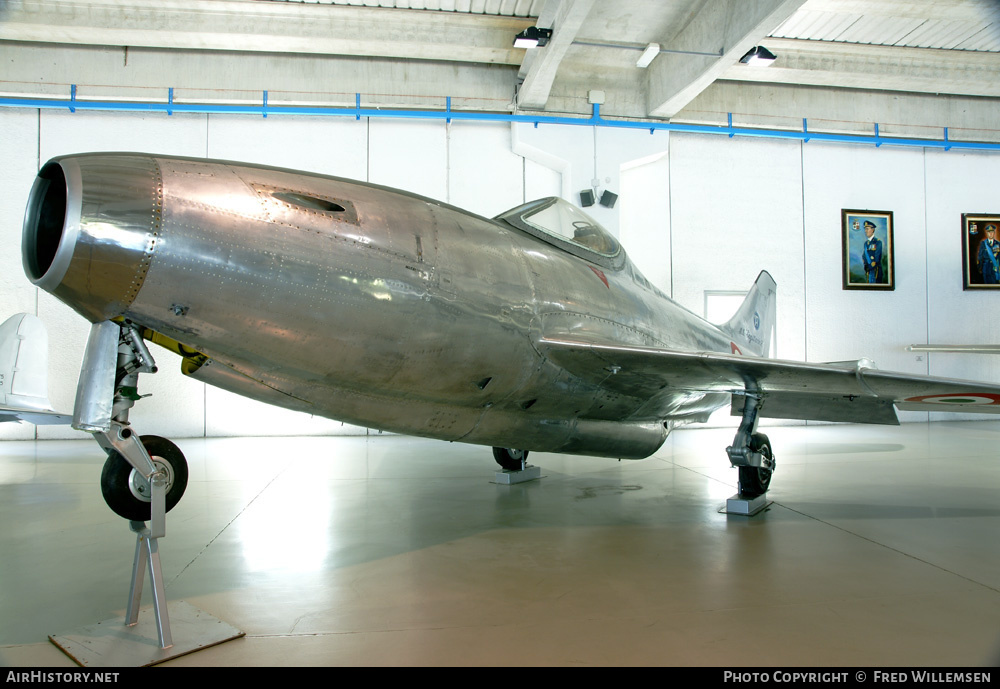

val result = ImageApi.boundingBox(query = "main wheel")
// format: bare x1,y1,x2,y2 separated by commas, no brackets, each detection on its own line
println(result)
492,447,528,471
101,435,188,521
738,433,773,498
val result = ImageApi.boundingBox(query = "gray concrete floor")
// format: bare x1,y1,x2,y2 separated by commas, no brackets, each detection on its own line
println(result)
1,421,999,667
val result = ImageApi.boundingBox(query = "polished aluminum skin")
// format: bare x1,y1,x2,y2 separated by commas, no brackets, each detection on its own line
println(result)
22,153,1000,460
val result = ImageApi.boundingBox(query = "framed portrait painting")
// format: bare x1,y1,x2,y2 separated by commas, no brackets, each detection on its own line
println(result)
962,213,1000,290
841,209,894,291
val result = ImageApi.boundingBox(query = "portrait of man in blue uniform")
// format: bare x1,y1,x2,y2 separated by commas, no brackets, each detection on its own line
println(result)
978,224,999,283
842,209,894,290
963,214,1000,290
862,220,885,283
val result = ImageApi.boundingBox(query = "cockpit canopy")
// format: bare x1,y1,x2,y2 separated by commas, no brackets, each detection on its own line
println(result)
494,197,624,270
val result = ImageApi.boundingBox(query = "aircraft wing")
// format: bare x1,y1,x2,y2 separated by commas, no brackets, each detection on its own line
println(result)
539,337,1000,425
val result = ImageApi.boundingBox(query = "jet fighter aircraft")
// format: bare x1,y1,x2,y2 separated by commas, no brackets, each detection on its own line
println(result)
20,153,1000,520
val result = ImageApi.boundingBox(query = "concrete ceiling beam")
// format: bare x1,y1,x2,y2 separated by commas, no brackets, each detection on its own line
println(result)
515,0,595,111
0,0,533,65
645,0,809,119
723,37,1000,99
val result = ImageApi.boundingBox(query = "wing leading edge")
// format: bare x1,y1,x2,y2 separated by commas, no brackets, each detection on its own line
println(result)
539,337,1000,425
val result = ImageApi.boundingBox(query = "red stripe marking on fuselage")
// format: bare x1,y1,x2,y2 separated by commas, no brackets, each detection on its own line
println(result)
589,266,609,288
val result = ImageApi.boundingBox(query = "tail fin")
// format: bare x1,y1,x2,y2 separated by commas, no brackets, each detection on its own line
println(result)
0,313,69,424
719,271,776,358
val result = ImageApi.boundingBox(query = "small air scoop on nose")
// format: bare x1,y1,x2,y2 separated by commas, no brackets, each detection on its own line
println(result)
273,191,346,213
22,162,70,285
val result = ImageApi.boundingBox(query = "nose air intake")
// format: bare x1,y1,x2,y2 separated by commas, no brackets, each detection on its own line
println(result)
21,154,164,323
23,162,70,286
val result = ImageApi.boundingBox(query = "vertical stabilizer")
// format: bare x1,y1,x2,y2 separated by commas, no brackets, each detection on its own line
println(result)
719,271,777,358
0,313,70,424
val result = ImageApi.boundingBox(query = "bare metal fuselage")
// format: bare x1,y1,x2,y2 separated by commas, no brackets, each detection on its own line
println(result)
23,154,735,458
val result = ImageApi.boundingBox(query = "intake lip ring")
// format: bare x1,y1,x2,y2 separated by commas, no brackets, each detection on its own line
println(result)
22,158,83,292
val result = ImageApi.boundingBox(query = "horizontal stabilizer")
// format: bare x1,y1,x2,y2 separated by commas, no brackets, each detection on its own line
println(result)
0,408,74,425
907,344,1000,354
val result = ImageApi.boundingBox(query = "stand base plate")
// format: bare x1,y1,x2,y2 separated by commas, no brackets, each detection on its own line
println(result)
494,464,542,484
720,493,772,516
49,601,244,667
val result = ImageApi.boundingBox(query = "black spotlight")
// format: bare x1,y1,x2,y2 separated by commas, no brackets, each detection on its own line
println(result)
513,26,553,48
599,190,618,208
579,189,595,207
739,45,776,66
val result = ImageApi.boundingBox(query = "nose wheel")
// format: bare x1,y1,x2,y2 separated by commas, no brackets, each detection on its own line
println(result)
101,435,188,521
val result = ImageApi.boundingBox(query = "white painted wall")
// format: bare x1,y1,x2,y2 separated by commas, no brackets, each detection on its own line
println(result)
2,110,999,441
0,110,41,440
670,134,807,363
448,121,524,218
923,149,1000,420
620,150,670,296
802,144,932,423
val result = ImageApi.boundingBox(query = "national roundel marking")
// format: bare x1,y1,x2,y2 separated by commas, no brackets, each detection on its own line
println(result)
904,393,1000,405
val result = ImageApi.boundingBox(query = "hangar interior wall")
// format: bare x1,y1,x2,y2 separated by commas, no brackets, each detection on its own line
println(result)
1,109,998,441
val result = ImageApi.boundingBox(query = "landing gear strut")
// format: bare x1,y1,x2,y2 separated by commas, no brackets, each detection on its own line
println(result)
725,394,775,512
75,320,189,521
726,394,776,497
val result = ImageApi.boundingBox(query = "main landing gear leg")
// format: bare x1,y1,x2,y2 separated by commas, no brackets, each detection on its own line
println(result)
48,320,241,666
722,394,775,516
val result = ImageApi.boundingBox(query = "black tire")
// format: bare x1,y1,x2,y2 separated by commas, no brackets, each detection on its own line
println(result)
101,435,188,521
492,447,528,471
738,433,773,498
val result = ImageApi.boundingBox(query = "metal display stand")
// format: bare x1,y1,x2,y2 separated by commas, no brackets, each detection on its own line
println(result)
49,474,243,666
494,464,542,484
720,492,772,516
126,519,173,648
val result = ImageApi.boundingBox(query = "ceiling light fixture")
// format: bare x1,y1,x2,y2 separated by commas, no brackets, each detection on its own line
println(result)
572,39,723,58
514,26,553,49
739,46,776,66
636,43,659,69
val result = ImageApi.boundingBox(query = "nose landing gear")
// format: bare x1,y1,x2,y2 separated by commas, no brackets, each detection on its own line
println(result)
49,320,242,665
74,320,188,522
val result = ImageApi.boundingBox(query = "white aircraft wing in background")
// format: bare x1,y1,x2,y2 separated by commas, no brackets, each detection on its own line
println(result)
0,313,72,425
908,345,1000,354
